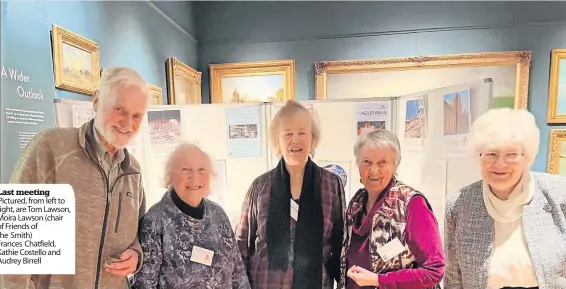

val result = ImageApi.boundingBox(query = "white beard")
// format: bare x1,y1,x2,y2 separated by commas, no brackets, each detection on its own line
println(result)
94,116,130,149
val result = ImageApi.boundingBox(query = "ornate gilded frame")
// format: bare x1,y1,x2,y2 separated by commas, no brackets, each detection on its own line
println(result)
546,49,566,123
148,84,163,105
51,24,100,95
546,129,566,174
166,57,202,104
314,51,531,109
209,59,296,103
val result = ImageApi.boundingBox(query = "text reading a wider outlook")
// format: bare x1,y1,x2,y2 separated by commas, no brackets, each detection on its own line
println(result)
0,184,75,274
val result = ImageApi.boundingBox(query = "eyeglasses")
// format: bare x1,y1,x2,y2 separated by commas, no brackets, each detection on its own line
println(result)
479,151,524,163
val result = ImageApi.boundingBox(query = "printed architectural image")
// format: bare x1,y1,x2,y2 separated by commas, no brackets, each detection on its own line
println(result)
404,98,427,138
443,89,471,136
229,124,258,139
357,121,386,136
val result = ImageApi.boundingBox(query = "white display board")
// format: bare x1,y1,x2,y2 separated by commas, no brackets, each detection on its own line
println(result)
53,78,493,234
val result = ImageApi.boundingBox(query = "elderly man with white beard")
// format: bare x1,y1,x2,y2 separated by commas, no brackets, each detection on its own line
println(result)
1,67,151,289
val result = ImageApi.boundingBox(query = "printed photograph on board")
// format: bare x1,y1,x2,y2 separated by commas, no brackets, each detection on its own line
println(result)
147,110,182,145
222,75,284,103
442,88,472,156
404,98,427,139
443,89,471,136
357,121,386,136
228,124,259,139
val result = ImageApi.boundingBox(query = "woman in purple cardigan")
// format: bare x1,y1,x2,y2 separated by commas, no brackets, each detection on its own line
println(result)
339,129,445,289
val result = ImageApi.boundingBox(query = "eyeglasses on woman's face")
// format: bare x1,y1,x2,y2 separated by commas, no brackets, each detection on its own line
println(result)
479,151,524,164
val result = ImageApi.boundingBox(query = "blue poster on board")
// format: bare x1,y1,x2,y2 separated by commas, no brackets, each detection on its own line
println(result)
1,1,57,182
226,105,262,158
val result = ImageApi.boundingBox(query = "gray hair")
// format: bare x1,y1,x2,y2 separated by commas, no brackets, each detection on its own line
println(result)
98,66,151,109
465,108,539,167
162,142,217,188
354,130,402,166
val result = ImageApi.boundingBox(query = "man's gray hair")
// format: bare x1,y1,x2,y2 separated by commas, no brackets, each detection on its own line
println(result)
465,108,540,167
98,66,151,109
354,129,402,166
162,142,217,188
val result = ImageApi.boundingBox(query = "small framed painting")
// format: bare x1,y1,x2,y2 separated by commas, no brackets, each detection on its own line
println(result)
166,57,202,105
51,24,100,95
209,60,296,103
546,49,566,123
547,129,566,175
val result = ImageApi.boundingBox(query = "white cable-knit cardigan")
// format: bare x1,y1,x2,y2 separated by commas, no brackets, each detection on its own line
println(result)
444,172,566,289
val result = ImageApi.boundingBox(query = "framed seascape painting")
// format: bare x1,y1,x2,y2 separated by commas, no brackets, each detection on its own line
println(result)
166,57,202,105
51,24,100,95
148,84,163,105
314,51,532,109
546,49,566,124
209,60,296,103
547,129,566,176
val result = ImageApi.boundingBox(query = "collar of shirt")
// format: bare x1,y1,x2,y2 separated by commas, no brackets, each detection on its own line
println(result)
93,127,125,164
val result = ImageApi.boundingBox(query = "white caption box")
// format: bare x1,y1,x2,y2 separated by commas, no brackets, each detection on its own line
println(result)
0,184,75,274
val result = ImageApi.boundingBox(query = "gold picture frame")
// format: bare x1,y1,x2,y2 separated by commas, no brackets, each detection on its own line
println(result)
546,49,566,123
148,84,163,105
209,59,296,103
166,57,202,105
314,51,531,109
51,24,100,95
546,129,566,175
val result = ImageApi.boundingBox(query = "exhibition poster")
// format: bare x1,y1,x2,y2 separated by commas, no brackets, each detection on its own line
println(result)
354,101,390,139
208,159,227,206
71,105,96,128
226,105,262,158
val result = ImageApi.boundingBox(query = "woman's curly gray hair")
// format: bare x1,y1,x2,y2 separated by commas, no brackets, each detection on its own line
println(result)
162,142,217,188
465,108,539,167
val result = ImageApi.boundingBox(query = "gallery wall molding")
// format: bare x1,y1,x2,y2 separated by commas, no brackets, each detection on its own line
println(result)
209,59,296,104
198,20,566,46
546,129,566,174
546,49,566,124
314,51,531,109
166,57,202,105
146,1,197,43
51,24,100,96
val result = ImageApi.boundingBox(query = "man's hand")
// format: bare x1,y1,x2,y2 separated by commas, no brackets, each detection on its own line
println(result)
104,249,139,276
347,265,379,287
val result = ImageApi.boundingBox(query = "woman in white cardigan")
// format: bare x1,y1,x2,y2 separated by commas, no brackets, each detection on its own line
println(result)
444,108,566,289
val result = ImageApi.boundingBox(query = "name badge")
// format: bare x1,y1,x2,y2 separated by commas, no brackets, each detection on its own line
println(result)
190,246,214,266
375,237,405,262
290,199,299,221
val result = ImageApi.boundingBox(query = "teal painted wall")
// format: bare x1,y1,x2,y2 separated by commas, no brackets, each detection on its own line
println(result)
0,0,197,182
195,1,566,173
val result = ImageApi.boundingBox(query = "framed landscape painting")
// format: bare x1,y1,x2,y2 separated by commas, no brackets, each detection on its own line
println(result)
547,129,566,175
546,49,566,123
314,51,531,110
209,60,296,103
166,57,202,105
51,24,100,95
